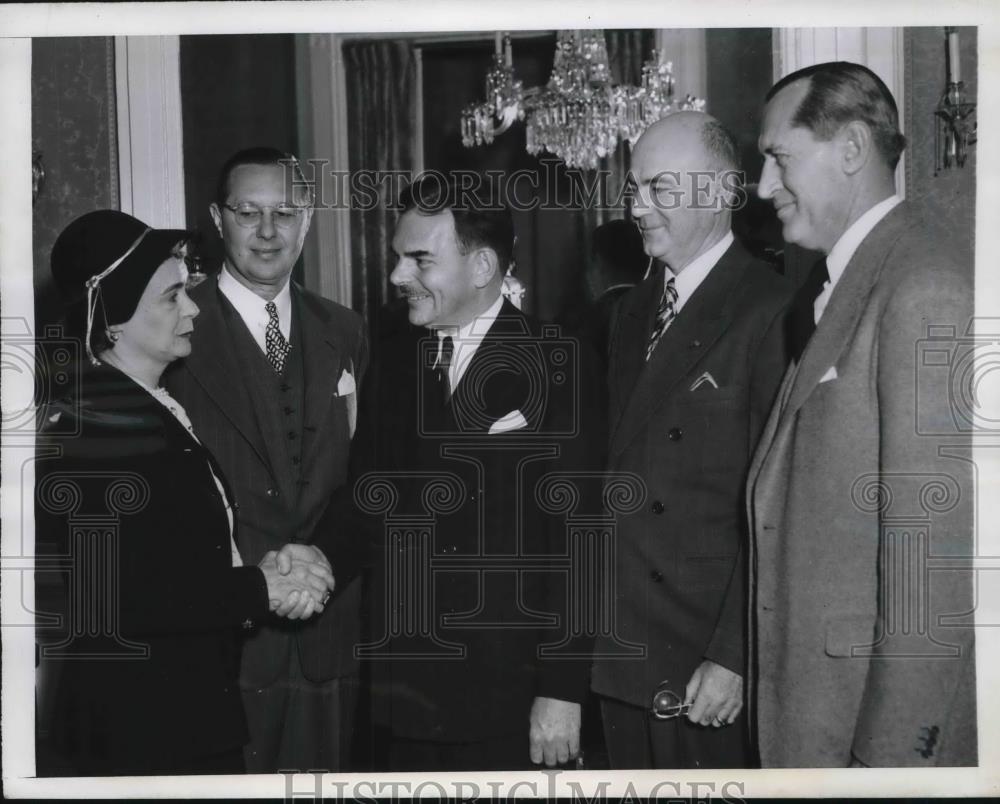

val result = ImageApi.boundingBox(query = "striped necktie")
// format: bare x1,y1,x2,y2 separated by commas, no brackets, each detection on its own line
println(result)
645,276,679,361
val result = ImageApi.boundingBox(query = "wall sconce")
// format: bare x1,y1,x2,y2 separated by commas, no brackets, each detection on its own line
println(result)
934,27,976,173
32,149,45,205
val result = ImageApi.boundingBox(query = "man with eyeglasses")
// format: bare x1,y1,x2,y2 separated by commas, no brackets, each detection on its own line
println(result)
165,146,368,773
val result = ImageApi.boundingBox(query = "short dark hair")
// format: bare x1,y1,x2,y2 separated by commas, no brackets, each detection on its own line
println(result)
766,61,906,169
397,175,515,274
215,146,311,206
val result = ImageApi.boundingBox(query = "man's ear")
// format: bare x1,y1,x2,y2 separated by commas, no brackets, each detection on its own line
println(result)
840,120,873,176
209,203,224,239
472,247,500,289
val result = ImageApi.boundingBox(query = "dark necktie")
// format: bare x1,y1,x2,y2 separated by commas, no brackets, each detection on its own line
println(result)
436,334,454,405
790,258,830,362
646,276,679,361
264,301,291,374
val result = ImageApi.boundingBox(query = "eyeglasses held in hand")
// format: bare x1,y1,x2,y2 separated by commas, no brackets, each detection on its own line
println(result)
222,203,306,229
651,684,691,720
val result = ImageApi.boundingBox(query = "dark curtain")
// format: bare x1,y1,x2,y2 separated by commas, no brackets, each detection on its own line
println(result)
344,40,417,340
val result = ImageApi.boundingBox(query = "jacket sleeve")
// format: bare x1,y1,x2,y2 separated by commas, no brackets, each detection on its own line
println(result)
35,436,271,638
533,333,609,703
850,256,976,766
704,296,791,674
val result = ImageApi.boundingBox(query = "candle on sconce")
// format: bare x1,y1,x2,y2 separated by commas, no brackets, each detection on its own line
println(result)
947,28,961,84
505,36,512,67
495,31,502,58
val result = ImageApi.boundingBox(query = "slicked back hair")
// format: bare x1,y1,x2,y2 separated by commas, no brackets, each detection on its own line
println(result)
215,146,312,206
766,61,906,169
397,175,515,275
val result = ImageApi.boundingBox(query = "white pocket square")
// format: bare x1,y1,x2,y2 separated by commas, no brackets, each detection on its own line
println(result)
488,409,528,434
689,371,719,392
336,369,356,397
819,366,838,384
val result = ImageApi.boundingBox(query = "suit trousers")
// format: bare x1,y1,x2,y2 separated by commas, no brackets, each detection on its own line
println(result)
240,647,358,773
386,733,529,773
599,695,751,770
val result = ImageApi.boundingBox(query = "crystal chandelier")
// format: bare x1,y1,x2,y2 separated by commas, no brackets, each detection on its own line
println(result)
461,31,705,170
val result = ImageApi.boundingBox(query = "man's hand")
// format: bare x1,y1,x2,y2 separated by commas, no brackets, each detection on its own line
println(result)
258,548,334,621
685,660,743,727
529,697,581,767
275,543,334,590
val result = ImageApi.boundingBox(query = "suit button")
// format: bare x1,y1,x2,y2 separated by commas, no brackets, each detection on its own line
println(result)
266,488,279,498
690,339,701,348
287,431,297,440
651,500,664,514
667,427,682,441
283,406,293,415
650,570,664,583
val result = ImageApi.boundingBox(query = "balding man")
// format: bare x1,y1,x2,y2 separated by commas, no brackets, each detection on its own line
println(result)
748,62,976,767
591,112,792,768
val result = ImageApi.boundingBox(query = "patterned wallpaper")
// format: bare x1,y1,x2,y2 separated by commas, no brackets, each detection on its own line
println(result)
31,37,118,330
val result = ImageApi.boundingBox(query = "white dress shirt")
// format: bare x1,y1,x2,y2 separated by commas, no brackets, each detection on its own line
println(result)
432,293,505,394
815,194,902,325
665,231,734,312
218,264,292,353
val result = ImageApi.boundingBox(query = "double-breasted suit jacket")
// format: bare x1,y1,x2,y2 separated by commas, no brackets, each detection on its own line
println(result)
165,276,368,687
592,240,791,711
747,203,977,766
330,300,606,745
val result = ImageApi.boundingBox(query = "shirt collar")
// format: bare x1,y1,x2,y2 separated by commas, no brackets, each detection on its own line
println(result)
665,231,734,312
218,264,292,338
433,292,504,380
825,195,902,285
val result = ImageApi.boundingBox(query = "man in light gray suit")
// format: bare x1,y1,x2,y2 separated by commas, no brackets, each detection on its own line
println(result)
748,62,976,767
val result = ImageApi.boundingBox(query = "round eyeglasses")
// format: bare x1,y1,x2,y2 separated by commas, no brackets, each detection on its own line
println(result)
222,203,306,229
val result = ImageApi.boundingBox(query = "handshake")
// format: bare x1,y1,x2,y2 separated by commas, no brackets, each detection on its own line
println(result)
258,543,336,621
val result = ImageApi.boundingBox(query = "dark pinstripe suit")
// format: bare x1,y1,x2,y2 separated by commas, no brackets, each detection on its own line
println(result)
164,275,368,771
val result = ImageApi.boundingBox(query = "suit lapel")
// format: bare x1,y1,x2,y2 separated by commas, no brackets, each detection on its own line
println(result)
296,285,343,465
449,300,529,432
182,281,270,467
610,242,749,456
610,273,660,424
779,202,912,421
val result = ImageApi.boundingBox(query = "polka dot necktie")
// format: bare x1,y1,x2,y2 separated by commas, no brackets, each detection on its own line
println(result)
264,301,291,374
645,276,679,361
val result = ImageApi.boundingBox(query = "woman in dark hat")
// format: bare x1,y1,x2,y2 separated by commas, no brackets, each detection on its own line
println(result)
36,210,334,776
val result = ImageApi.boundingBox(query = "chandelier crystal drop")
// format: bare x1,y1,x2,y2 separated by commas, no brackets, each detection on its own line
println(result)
461,30,706,170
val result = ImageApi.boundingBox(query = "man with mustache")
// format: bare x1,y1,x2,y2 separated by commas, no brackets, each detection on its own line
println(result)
328,175,605,771
165,147,368,773
591,111,792,768
748,61,976,767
